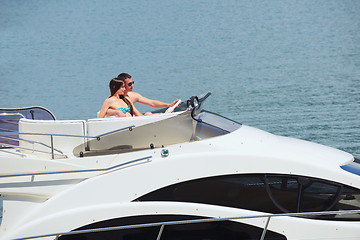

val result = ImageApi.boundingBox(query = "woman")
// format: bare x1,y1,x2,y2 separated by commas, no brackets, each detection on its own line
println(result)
98,78,143,118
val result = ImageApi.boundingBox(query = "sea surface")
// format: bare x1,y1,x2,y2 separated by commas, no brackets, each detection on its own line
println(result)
0,0,359,158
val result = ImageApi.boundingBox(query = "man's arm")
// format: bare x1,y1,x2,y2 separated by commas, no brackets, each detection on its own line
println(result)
129,92,179,108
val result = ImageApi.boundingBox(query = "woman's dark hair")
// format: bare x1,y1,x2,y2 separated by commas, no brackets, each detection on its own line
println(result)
109,78,133,115
109,78,124,96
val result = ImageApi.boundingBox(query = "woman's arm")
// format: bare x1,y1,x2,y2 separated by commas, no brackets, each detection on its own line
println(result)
99,99,126,118
98,100,110,118
106,108,126,117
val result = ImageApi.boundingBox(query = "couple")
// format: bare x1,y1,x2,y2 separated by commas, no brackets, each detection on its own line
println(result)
98,73,179,118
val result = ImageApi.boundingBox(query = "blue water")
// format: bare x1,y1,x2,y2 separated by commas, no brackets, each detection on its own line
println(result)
0,0,359,157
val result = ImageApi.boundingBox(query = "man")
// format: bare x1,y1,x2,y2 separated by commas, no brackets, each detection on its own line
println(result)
117,73,179,109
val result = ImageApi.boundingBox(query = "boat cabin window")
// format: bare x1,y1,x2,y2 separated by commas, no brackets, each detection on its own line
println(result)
135,174,360,221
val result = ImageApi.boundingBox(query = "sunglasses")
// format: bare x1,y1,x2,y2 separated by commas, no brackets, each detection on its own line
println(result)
127,81,135,87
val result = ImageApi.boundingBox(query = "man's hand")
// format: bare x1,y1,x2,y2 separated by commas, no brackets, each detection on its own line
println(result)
169,99,181,107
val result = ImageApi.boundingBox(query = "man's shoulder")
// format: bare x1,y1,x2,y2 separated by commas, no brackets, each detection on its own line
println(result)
128,91,142,100
128,91,142,96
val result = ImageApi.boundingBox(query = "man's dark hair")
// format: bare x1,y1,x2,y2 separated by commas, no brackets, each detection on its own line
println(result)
117,73,132,81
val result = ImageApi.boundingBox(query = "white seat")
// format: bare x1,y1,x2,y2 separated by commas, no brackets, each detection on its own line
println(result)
88,112,184,137
18,119,87,158
86,111,188,151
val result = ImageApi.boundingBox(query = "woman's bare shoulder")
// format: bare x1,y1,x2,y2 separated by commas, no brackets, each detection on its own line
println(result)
104,96,118,106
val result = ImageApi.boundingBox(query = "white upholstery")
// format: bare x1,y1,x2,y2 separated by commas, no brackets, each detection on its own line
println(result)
86,111,189,151
17,111,186,157
88,112,183,137
19,119,87,158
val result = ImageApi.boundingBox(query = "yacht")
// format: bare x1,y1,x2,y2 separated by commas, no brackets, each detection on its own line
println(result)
0,93,359,240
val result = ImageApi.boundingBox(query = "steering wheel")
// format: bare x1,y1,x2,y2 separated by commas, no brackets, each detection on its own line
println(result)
165,100,182,113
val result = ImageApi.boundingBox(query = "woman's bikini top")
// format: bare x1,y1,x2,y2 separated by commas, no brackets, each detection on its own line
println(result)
118,106,131,113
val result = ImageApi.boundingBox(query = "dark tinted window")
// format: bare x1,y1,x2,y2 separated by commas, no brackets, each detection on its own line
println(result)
265,176,299,212
265,175,343,213
59,215,286,240
136,174,360,220
137,175,280,213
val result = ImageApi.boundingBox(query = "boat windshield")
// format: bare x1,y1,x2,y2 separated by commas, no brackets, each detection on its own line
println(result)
151,92,212,114
190,94,242,133
0,107,55,147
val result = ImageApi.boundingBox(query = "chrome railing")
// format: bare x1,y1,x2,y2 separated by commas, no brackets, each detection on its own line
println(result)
10,209,360,240
0,112,26,119
0,125,135,159
0,135,64,155
0,125,135,140
0,143,66,158
0,156,151,178
0,148,26,157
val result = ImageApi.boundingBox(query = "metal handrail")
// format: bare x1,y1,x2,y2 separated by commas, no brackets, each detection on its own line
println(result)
0,125,135,140
0,125,135,159
11,209,360,240
0,120,19,125
0,156,152,178
0,112,26,118
0,143,66,158
0,148,27,157
0,135,64,155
